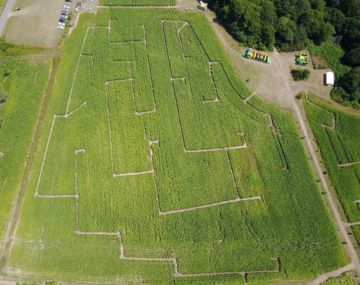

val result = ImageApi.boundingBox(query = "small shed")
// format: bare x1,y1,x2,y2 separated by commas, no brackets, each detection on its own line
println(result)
198,1,208,11
325,71,335,86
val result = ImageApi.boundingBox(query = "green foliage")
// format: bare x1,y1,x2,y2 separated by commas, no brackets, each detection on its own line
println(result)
5,9,347,284
309,40,350,77
322,0,360,108
340,67,360,95
343,46,360,67
208,0,334,51
0,91,6,104
0,39,44,57
332,67,360,109
0,39,13,53
291,69,310,81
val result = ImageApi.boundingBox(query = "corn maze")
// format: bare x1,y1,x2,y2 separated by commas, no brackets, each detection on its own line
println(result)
304,94,360,246
5,9,347,284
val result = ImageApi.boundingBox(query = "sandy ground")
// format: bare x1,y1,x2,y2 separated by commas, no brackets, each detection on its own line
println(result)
176,0,198,11
3,0,72,47
3,0,98,48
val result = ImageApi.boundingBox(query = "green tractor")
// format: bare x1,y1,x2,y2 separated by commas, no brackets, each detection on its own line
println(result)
295,51,309,66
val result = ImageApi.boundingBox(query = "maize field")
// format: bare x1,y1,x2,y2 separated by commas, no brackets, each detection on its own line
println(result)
304,94,360,248
2,8,349,285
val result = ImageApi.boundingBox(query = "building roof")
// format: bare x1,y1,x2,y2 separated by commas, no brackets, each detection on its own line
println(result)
199,1,208,9
326,71,335,85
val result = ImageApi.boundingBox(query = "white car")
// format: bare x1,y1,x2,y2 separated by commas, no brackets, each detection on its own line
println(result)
57,22,65,30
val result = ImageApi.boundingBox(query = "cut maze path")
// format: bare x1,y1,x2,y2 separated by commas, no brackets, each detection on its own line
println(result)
34,21,263,211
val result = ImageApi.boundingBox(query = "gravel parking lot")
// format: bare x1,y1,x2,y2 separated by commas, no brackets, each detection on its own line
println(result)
3,0,72,47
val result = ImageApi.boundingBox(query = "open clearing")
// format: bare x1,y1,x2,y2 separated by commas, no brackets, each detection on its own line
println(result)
0,6,350,284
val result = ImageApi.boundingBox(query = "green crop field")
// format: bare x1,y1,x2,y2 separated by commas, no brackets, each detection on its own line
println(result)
0,58,50,245
2,8,349,285
304,94,360,245
100,0,175,6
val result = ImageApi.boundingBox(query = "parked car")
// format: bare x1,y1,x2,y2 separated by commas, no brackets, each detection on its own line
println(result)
57,22,65,30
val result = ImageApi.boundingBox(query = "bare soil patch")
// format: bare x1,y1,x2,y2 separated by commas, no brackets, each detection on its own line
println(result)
176,0,197,11
311,56,329,70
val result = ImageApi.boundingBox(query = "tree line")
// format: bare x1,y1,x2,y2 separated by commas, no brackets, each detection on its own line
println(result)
327,0,360,108
207,0,360,108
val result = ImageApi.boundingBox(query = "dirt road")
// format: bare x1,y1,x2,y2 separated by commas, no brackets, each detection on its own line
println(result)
307,263,354,285
0,0,15,36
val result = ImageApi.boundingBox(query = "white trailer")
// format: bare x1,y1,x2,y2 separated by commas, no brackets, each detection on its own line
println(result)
325,71,335,86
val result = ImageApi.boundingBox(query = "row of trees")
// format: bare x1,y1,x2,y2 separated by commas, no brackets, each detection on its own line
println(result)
207,0,360,108
326,0,360,107
207,0,335,51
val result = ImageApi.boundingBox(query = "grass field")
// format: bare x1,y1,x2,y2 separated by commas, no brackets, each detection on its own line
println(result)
303,94,360,243
3,8,349,284
0,57,50,246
